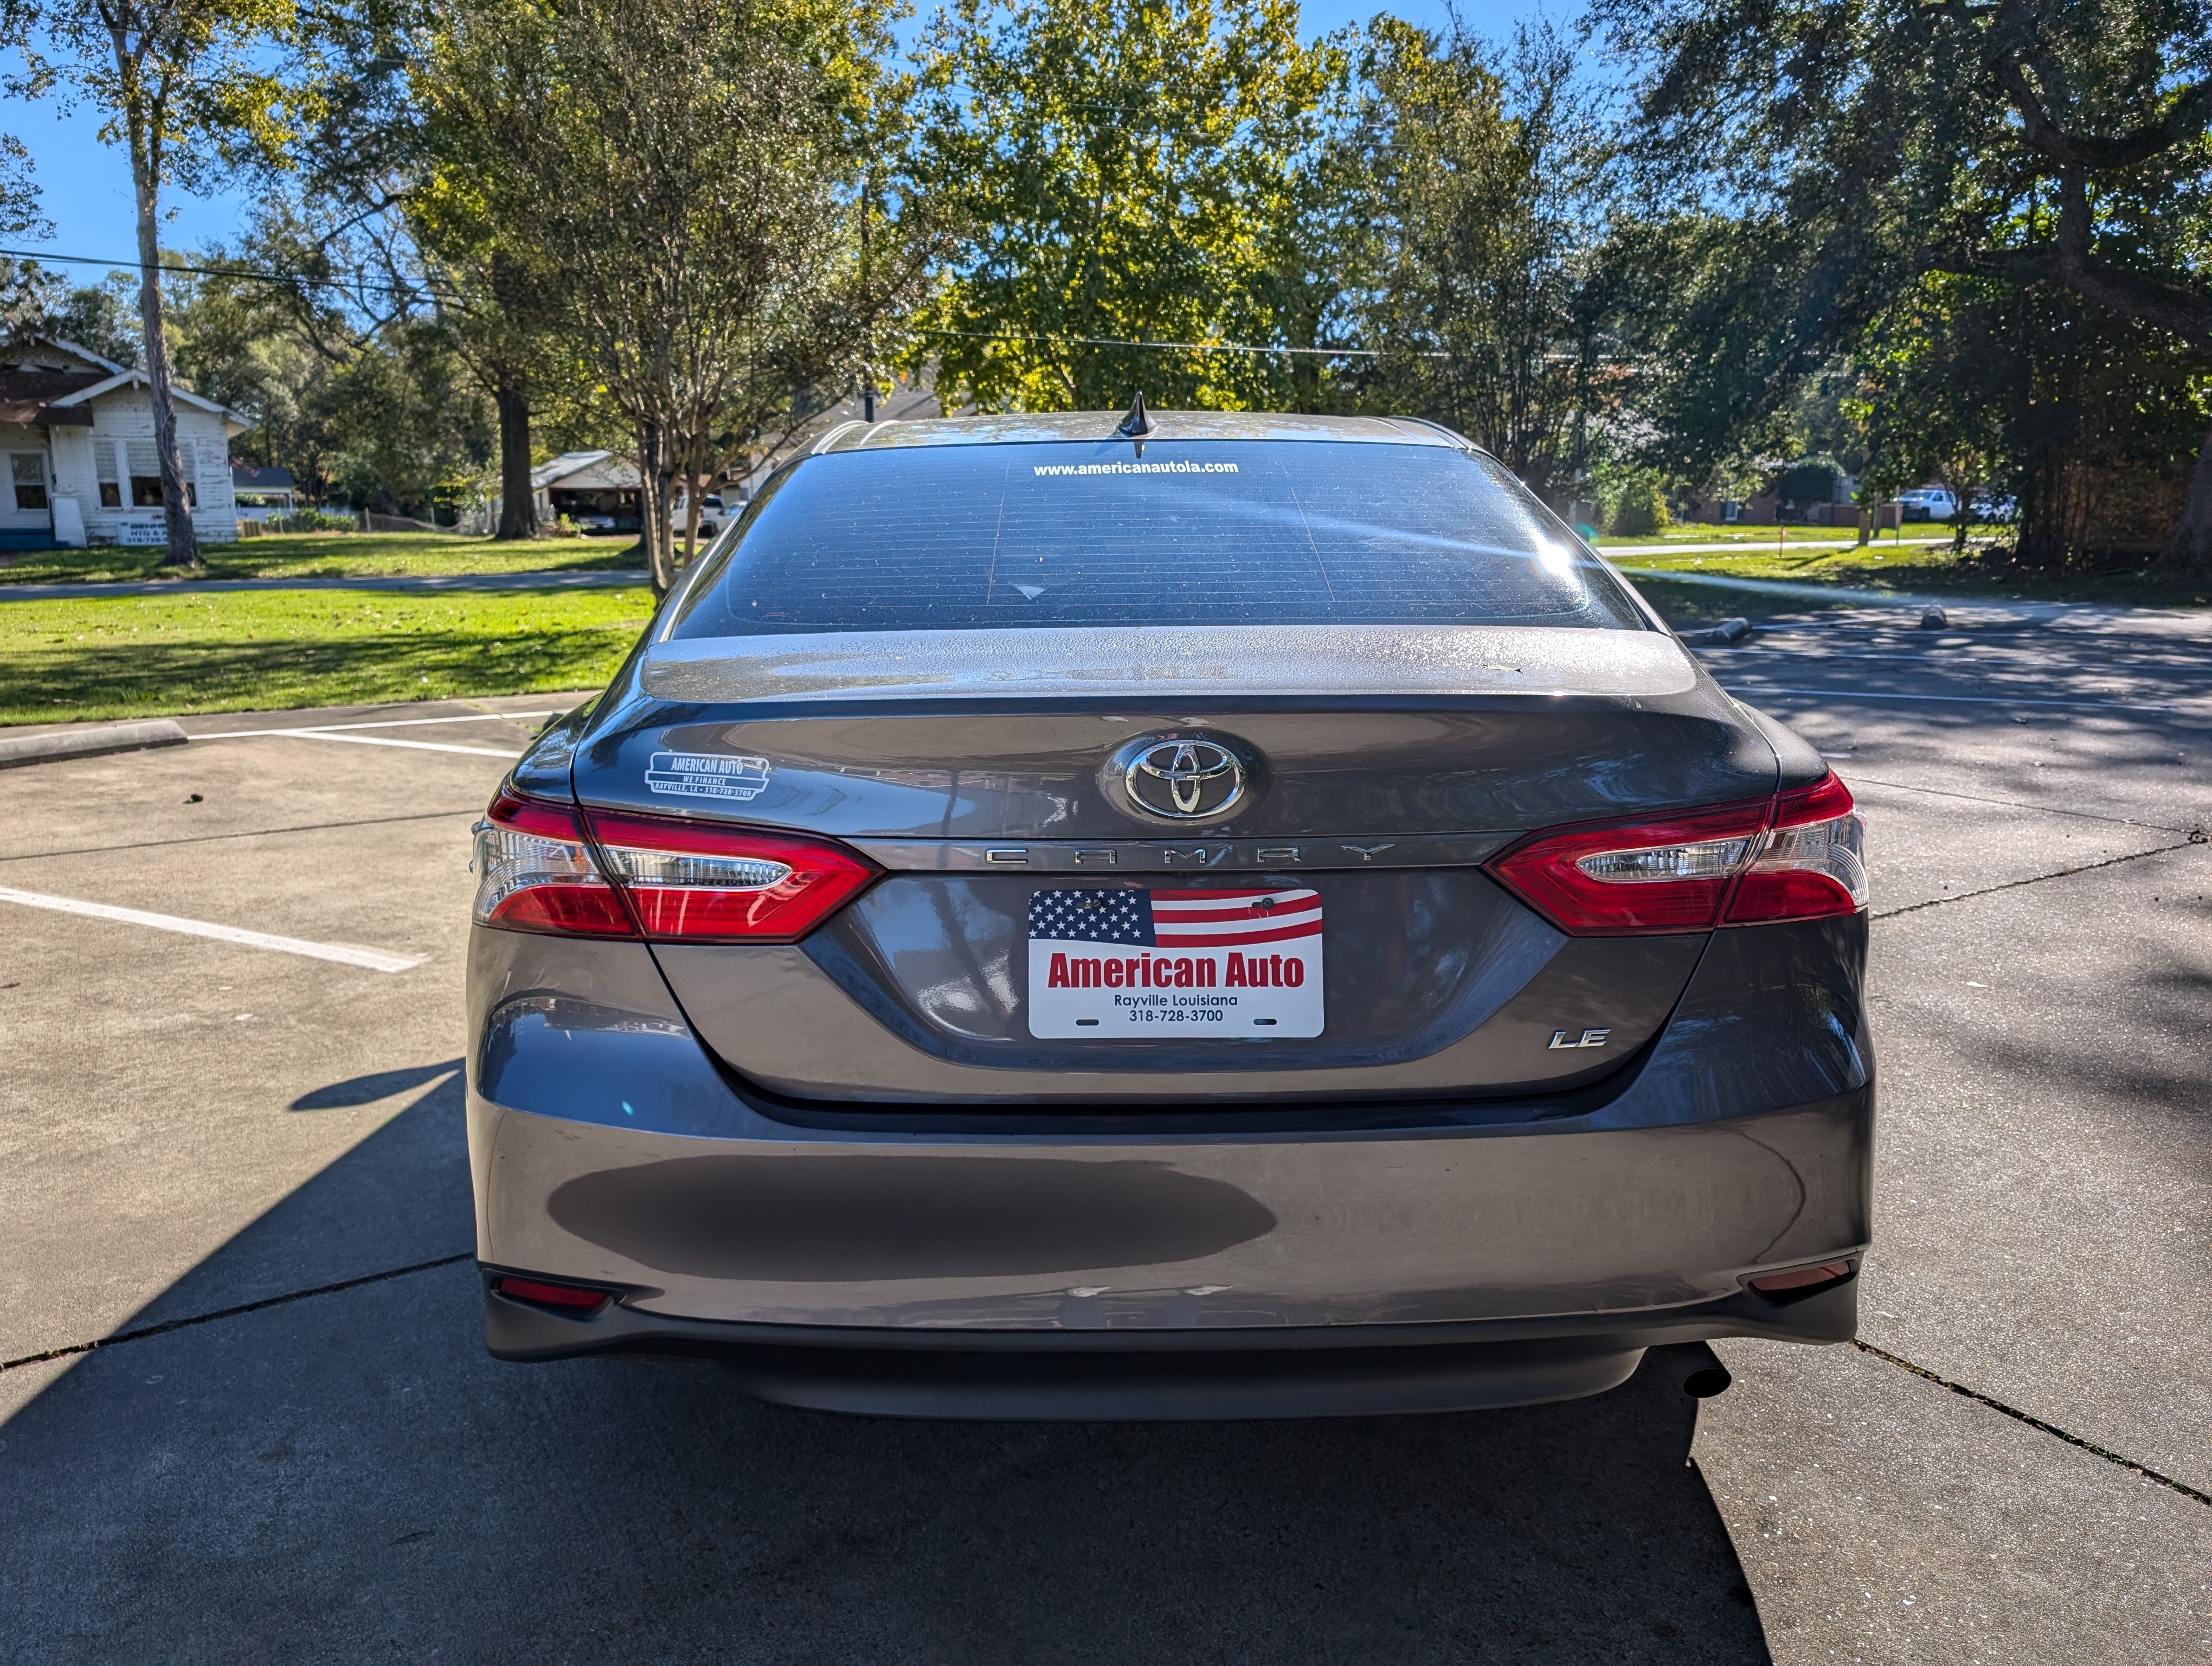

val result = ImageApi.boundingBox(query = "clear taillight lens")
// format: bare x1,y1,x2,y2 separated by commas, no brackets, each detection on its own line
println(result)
1488,773,1867,934
1487,803,1772,933
1724,774,1868,924
472,792,636,937
584,811,877,942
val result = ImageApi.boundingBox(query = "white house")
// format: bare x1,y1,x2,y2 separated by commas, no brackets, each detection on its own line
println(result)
0,337,250,550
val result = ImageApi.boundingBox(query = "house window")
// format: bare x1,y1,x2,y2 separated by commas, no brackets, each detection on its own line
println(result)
129,475,197,508
99,482,121,508
10,453,48,511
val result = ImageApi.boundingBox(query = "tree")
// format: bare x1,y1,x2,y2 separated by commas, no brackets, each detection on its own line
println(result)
281,9,568,541
1339,20,1613,497
440,0,943,591
1,137,61,333
910,0,1347,413
4,0,298,566
1592,0,2212,568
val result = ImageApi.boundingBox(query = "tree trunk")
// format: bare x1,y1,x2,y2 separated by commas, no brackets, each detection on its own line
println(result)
126,102,200,569
493,373,537,541
2159,418,2212,577
636,417,673,594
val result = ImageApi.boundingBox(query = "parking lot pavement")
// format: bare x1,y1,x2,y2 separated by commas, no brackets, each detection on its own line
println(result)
0,697,568,1362
3,612,2210,1663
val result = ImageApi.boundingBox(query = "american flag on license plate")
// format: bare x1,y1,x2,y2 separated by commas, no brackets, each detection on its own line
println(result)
1026,888,1324,947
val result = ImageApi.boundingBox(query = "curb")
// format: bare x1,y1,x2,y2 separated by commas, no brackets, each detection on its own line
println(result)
0,719,189,770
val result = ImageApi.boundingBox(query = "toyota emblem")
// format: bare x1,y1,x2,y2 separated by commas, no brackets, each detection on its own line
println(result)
1111,735,1250,822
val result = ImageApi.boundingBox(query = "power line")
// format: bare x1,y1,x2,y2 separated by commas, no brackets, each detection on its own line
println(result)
916,325,1446,359
0,246,463,302
4,247,1457,361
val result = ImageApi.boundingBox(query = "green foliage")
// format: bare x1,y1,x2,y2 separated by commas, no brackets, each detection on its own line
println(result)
910,0,1347,412
1599,469,1673,536
159,259,499,520
1339,21,1610,495
40,272,145,366
423,0,940,586
0,136,52,333
1592,0,2212,566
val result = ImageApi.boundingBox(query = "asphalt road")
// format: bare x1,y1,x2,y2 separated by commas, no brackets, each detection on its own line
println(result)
2,597,2209,1664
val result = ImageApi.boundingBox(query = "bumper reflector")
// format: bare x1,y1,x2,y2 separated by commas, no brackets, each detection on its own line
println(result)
1747,1259,1854,1294
494,1276,613,1313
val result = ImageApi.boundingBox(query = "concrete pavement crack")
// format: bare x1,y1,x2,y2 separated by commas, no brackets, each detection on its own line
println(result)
1870,837,2205,920
0,1252,473,1372
1844,776,2198,836
1853,1340,2212,1510
0,808,483,866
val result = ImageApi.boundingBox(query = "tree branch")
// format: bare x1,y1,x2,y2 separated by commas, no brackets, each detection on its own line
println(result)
1937,243,2212,349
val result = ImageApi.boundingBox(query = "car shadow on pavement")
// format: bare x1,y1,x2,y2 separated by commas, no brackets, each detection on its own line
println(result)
0,1087,1773,1665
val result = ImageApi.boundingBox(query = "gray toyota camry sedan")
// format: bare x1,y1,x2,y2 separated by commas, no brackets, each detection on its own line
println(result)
466,408,1872,1417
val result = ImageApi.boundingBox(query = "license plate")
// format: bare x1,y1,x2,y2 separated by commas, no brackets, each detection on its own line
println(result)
1026,887,1324,1038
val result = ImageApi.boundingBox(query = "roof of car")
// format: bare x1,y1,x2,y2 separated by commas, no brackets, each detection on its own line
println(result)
813,411,1474,453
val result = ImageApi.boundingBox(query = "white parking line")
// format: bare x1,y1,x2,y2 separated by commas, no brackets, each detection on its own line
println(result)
0,887,422,972
198,711,559,739
250,731,520,758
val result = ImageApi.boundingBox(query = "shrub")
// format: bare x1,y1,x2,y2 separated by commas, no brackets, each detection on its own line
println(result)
1605,475,1673,537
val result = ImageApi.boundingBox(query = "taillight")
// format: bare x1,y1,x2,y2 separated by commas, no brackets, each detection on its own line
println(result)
1488,773,1866,934
1487,802,1772,933
472,791,636,937
584,810,877,942
1724,774,1868,924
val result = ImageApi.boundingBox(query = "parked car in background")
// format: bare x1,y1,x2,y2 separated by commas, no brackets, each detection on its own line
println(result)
673,491,749,542
1896,487,1959,522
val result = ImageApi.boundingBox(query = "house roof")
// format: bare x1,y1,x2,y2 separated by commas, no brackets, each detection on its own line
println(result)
0,366,104,427
530,450,622,490
233,465,296,490
37,337,129,376
47,368,253,437
1,335,253,438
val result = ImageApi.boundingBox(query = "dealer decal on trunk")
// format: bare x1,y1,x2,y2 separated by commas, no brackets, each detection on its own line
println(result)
645,751,773,802
1026,888,1324,1038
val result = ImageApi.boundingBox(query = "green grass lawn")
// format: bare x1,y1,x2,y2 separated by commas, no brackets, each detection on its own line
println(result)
1608,531,2211,618
0,530,645,586
1588,523,1963,549
0,586,658,726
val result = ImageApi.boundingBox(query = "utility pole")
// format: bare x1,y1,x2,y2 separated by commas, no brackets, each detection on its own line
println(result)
860,171,875,424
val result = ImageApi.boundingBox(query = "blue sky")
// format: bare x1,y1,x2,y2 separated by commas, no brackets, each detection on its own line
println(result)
4,0,1564,270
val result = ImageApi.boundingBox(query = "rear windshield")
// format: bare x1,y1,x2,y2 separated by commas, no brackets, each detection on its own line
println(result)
668,439,1645,638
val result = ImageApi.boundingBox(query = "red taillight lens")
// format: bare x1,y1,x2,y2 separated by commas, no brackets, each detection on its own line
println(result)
1723,774,1867,924
493,1275,613,1313
1487,773,1867,934
472,791,637,937
1486,801,1773,933
584,811,877,943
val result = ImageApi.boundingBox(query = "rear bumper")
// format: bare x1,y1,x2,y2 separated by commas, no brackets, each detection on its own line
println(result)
465,918,1874,1415
481,1272,1857,1419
